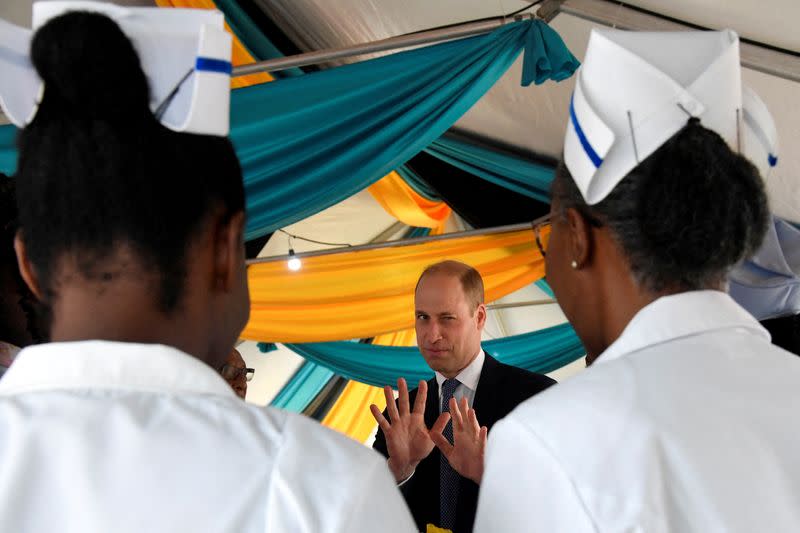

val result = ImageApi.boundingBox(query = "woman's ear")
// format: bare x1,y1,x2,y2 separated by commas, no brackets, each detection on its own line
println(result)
14,231,44,300
212,211,246,292
564,207,593,269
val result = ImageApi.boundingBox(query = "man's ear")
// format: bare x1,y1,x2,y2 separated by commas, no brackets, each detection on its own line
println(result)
213,210,246,292
14,231,44,300
475,303,487,330
564,207,594,269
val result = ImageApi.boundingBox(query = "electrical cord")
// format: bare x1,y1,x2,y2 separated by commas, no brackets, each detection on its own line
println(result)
278,228,353,248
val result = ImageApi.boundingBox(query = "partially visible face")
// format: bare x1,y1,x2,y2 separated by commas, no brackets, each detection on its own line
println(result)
222,348,247,399
208,212,250,370
544,198,600,365
414,273,485,378
544,202,575,323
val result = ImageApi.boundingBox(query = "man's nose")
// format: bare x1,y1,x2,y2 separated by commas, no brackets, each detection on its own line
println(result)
427,322,442,342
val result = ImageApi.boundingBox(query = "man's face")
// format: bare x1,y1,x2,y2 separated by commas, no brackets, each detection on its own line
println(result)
414,273,485,379
222,349,248,399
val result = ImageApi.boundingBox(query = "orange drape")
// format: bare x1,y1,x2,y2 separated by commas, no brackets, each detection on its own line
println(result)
368,171,451,229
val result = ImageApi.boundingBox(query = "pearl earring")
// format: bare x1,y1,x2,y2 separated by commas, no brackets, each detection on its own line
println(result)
571,260,578,269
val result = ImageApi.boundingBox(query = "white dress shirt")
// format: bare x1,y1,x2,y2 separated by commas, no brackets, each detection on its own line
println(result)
475,290,800,532
434,349,485,411
0,340,415,533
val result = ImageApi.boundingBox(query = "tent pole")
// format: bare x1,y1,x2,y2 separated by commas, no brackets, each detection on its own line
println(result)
487,299,556,311
246,214,549,265
233,13,536,76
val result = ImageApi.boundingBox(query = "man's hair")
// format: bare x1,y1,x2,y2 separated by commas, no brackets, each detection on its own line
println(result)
416,260,485,313
15,12,245,314
551,120,769,293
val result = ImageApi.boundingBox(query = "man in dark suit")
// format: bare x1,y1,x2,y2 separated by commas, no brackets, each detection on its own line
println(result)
371,260,555,532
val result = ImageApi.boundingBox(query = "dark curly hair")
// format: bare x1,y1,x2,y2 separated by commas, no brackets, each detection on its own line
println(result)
15,12,245,314
552,120,770,293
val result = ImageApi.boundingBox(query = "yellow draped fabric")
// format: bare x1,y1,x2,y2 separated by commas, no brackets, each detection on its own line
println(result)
320,381,386,442
243,228,545,343
154,0,272,88
368,171,451,229
321,328,417,442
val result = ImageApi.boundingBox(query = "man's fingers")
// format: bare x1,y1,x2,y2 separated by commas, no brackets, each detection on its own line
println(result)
430,418,455,459
431,411,451,436
449,397,464,429
370,404,392,433
412,380,427,414
479,425,488,446
397,377,410,416
468,407,481,435
384,385,399,422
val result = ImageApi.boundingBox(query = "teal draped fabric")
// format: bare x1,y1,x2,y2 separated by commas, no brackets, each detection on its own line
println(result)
0,125,15,175
0,20,577,236
213,0,303,77
396,165,440,201
405,226,432,239
232,19,577,239
535,278,555,297
274,322,584,388
269,360,334,412
426,136,555,203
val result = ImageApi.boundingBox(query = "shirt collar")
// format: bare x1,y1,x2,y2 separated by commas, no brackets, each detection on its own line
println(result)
435,349,485,391
0,340,236,398
597,290,770,365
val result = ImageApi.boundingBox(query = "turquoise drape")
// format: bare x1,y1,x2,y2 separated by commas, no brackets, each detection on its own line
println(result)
0,125,15,175
395,165,441,201
426,136,555,203
0,21,577,236
213,0,303,77
535,278,555,297
269,360,334,412
232,19,577,239
273,322,584,388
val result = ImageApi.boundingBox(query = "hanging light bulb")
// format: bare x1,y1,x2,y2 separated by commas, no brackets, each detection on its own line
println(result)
287,248,302,271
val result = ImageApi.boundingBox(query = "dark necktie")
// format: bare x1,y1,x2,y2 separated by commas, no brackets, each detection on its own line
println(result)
439,378,461,530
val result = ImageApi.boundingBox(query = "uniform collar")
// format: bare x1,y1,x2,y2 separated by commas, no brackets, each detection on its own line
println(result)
0,340,236,398
435,349,485,391
597,290,770,365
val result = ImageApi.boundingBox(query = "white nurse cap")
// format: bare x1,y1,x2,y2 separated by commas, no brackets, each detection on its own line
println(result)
564,28,776,205
0,1,232,136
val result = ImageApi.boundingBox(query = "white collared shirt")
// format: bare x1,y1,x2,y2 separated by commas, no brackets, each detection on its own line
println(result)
434,349,485,411
0,340,415,533
476,290,800,532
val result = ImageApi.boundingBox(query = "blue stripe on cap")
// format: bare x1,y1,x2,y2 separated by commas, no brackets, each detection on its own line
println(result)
569,94,603,168
195,57,232,75
768,154,778,167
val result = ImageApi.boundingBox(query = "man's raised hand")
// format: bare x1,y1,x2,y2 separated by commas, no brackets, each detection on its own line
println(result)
370,378,433,482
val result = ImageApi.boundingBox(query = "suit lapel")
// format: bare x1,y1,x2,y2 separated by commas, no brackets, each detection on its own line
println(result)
472,352,503,428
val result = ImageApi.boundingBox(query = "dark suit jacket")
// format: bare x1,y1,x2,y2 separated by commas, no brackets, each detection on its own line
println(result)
373,353,556,533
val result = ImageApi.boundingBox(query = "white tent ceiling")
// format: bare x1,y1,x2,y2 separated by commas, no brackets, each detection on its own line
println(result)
256,0,800,221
